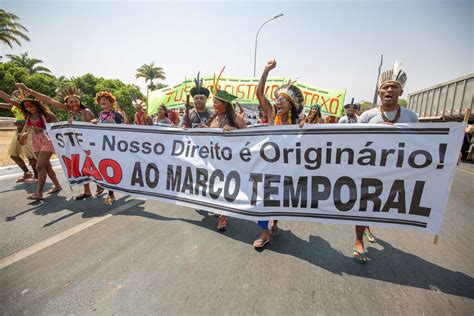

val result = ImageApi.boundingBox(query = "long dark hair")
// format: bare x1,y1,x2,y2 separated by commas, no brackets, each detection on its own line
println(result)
289,102,299,124
224,101,236,127
159,104,168,117
305,105,322,124
19,99,56,122
207,100,236,128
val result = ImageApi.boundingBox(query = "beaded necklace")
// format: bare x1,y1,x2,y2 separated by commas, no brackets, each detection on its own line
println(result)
379,106,401,123
274,111,292,126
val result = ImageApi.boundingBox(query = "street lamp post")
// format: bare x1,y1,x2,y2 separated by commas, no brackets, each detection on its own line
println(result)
372,54,383,106
253,13,284,77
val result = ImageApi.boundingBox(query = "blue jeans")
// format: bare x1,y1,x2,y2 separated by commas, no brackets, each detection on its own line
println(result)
258,220,269,229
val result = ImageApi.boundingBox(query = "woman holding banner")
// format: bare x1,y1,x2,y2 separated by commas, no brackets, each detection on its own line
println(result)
153,105,172,125
253,59,304,248
205,83,246,231
92,91,124,205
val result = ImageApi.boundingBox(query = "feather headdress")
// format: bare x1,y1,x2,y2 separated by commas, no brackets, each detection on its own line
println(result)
212,66,226,95
11,89,42,108
132,99,145,107
344,97,360,110
274,79,304,113
378,60,407,89
59,86,82,102
211,66,238,104
11,89,28,102
190,71,210,97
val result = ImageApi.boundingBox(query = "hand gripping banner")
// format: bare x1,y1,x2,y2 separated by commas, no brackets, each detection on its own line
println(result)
48,122,465,233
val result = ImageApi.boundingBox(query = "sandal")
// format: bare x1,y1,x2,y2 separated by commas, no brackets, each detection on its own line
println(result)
253,238,270,248
73,193,92,200
217,216,228,231
46,186,62,194
95,187,105,196
104,195,115,205
27,193,43,201
353,249,368,264
16,172,33,183
363,231,378,243
23,177,38,184
270,226,280,236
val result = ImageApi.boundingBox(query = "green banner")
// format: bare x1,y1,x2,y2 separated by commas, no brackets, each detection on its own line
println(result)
148,76,346,117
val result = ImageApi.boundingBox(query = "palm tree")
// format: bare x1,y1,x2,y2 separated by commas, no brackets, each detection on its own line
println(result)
0,9,30,49
136,62,166,94
6,52,52,75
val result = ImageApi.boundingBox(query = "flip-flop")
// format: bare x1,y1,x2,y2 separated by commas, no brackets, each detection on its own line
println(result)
16,173,33,183
363,231,378,243
73,193,92,200
95,187,105,196
46,187,62,194
27,194,43,201
23,178,38,184
353,249,368,264
253,238,270,248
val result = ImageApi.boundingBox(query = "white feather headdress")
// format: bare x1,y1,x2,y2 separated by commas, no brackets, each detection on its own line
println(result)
378,60,407,89
274,79,304,113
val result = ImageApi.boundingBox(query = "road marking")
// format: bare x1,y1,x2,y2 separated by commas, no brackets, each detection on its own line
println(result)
456,167,474,175
0,199,142,270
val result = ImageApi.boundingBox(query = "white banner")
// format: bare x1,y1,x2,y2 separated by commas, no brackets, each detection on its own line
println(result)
47,122,465,233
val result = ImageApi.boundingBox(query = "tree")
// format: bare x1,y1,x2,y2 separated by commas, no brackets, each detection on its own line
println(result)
0,63,144,121
6,52,52,75
399,98,407,107
135,62,166,94
0,61,29,94
0,9,30,49
95,78,143,122
358,101,374,114
0,61,57,117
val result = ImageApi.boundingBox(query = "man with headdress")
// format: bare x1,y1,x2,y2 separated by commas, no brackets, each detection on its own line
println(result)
181,72,213,128
352,61,418,264
339,98,360,124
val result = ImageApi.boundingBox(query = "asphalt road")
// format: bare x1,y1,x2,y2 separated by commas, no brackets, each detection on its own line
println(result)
0,163,473,315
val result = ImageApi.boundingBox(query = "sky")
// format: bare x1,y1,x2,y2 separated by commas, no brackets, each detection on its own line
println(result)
1,0,473,103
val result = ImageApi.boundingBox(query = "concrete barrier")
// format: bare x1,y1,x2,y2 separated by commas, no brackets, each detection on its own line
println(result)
0,117,16,130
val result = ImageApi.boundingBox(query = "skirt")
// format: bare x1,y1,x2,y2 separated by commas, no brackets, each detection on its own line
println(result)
7,127,35,159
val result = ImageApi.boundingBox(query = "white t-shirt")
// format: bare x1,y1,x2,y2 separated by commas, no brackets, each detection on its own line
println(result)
358,107,419,124
339,115,359,124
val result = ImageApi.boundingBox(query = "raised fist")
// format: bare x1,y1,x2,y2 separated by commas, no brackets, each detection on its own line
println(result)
265,59,277,72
